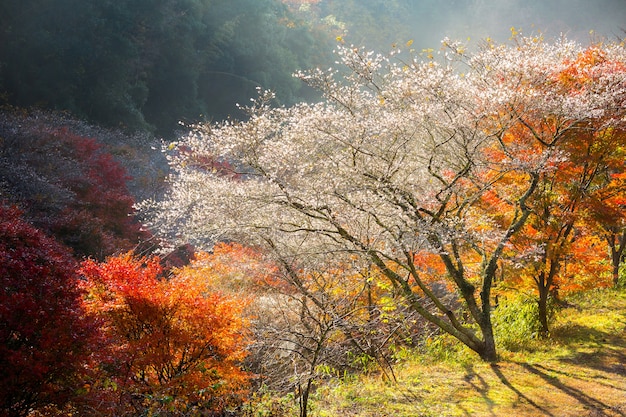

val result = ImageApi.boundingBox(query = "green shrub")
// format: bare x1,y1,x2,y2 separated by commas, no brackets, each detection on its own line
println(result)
492,293,555,350
422,332,475,364
239,388,296,417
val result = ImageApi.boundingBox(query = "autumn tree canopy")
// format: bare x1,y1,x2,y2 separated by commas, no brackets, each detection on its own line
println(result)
0,110,147,260
141,36,626,362
79,253,250,416
0,204,95,417
475,42,626,335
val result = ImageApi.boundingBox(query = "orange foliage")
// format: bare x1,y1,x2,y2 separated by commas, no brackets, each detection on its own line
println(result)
409,250,457,293
557,233,613,293
484,43,626,312
557,46,626,93
80,253,250,416
412,251,447,278
187,242,283,293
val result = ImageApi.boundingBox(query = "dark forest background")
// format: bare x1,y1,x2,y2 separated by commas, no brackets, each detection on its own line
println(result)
3,0,623,138
0,0,332,136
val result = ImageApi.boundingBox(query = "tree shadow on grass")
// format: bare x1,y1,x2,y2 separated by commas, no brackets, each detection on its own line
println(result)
518,362,625,417
393,320,626,417
552,323,626,378
488,363,556,417
461,363,496,416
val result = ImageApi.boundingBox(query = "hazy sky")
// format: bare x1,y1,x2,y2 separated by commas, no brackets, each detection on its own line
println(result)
438,0,626,41
404,0,626,50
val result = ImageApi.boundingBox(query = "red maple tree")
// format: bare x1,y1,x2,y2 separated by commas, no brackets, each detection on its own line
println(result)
0,203,95,417
79,253,250,416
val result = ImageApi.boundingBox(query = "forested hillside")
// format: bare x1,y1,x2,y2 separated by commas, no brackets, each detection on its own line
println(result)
1,1,626,416
2,0,624,135
0,0,333,135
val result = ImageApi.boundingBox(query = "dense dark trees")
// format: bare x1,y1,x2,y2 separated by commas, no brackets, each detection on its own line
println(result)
0,204,96,417
0,0,333,136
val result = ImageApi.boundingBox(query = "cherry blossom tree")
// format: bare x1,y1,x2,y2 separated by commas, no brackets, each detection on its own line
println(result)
141,36,626,361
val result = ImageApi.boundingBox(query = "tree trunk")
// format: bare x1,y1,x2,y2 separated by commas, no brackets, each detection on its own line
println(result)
612,256,620,287
609,230,625,287
299,378,313,417
538,284,550,338
477,320,498,362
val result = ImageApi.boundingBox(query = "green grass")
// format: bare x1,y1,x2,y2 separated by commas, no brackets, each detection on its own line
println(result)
308,288,626,417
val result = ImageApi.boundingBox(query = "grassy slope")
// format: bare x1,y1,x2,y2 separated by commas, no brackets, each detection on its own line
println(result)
310,288,626,417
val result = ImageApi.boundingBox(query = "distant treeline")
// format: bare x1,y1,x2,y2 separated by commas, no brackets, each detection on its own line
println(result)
0,0,334,136
0,0,456,137
3,0,622,136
